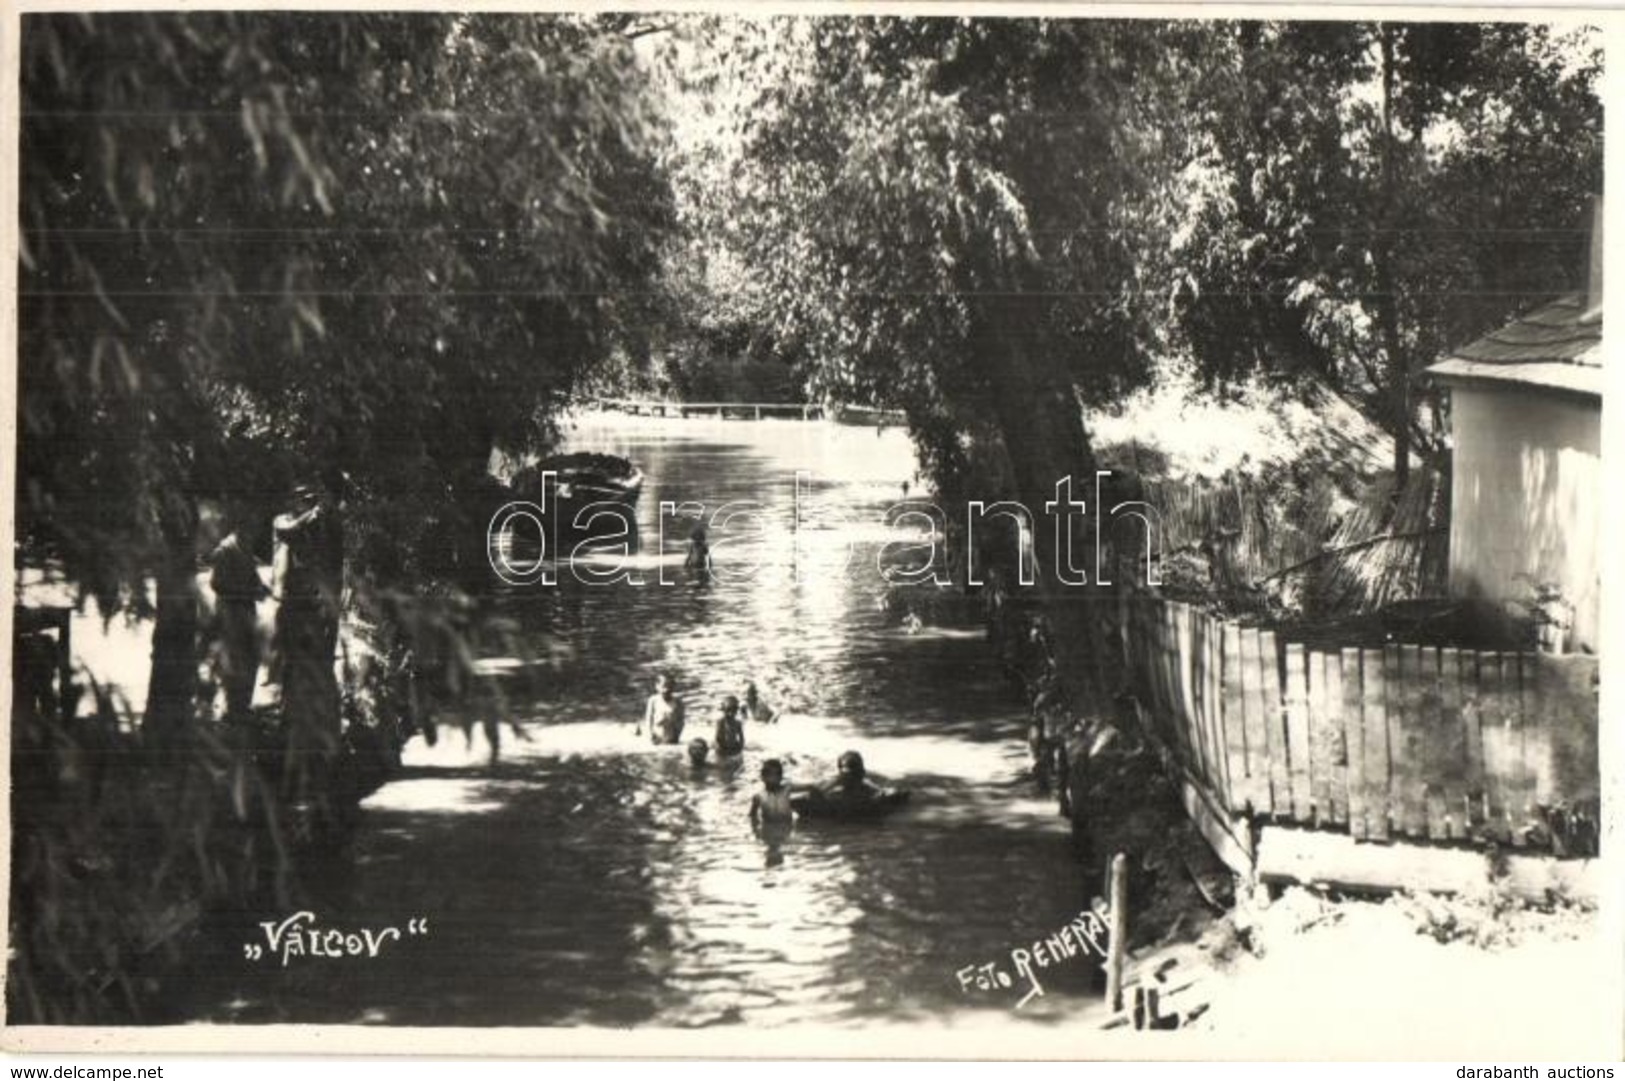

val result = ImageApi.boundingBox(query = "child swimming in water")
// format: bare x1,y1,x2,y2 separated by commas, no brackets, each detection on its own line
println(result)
688,738,710,769
742,681,777,724
824,750,886,803
750,759,794,827
714,695,745,757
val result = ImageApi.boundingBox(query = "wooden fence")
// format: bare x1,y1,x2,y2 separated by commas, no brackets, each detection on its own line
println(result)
1107,594,1600,852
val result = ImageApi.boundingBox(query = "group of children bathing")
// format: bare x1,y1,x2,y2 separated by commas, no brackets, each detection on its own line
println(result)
635,672,771,756
635,671,889,827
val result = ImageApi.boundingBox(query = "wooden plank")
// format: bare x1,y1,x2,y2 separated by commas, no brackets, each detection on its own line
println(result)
1176,601,1189,754
1508,650,1534,845
1150,600,1166,723
1437,648,1469,840
1500,652,1530,846
1173,764,1254,879
1381,645,1411,837
1105,853,1128,1013
1477,653,1515,844
1254,627,1280,822
1154,602,1173,747
1150,598,1176,757
1414,648,1451,840
1192,606,1221,796
1460,651,1487,834
1259,630,1287,818
1182,605,1208,787
1220,623,1253,816
1318,651,1349,826
1193,608,1224,800
1360,647,1391,841
1129,597,1148,727
1282,643,1312,823
1205,611,1232,809
1255,825,1604,904
1146,598,1163,734
1387,645,1423,838
1172,603,1205,781
1342,648,1368,840
1305,650,1330,826
1384,643,1423,838
1239,628,1275,816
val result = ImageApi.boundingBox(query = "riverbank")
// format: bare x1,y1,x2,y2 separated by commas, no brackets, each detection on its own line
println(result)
1109,882,1610,1058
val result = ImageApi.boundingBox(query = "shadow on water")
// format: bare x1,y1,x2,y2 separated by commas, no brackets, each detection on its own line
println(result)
183,416,1101,1027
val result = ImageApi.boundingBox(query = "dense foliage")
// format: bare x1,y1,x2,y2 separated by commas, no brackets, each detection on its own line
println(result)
683,17,1599,699
8,13,1601,1022
14,11,675,1021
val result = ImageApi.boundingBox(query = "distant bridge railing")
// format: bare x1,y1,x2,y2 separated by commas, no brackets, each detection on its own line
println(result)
582,398,914,427
584,396,823,420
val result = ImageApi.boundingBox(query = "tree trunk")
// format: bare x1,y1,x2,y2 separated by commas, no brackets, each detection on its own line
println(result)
974,295,1135,863
143,512,201,749
977,295,1112,716
275,497,346,815
1376,24,1411,493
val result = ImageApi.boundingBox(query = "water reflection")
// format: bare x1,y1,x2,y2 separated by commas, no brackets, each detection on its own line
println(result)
190,414,1094,1028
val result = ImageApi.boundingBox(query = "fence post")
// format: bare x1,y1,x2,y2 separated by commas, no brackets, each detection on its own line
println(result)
1105,851,1128,1013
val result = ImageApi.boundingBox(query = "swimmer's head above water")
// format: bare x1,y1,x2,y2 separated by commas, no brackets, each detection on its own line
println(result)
837,750,866,781
688,738,709,767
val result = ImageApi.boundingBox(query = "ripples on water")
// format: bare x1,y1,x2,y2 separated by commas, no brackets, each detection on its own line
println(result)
196,415,1099,1028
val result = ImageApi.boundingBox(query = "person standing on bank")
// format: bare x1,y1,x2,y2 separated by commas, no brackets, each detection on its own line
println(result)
210,515,269,724
272,482,345,810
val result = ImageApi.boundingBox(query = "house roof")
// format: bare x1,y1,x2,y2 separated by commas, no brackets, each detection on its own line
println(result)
1426,293,1604,398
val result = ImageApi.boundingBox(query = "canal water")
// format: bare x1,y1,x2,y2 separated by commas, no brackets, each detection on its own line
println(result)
194,414,1097,1028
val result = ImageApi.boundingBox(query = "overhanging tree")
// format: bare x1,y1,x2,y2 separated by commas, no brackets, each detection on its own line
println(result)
19,12,676,745
1174,21,1601,489
694,17,1204,722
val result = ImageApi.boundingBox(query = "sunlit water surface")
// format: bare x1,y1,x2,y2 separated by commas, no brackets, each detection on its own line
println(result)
187,414,1098,1028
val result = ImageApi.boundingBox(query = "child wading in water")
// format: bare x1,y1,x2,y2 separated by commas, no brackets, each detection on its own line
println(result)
750,759,794,828
714,695,745,757
639,672,686,745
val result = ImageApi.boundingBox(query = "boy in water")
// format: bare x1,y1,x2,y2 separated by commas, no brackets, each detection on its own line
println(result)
688,738,711,770
714,695,745,757
639,672,686,745
742,681,777,724
750,759,794,828
685,522,711,573
825,750,886,804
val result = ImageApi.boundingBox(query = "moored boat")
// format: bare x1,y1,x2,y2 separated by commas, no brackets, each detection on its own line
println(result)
825,402,907,429
507,452,644,549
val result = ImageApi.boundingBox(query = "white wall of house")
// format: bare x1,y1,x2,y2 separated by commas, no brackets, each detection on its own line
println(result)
1447,383,1601,653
